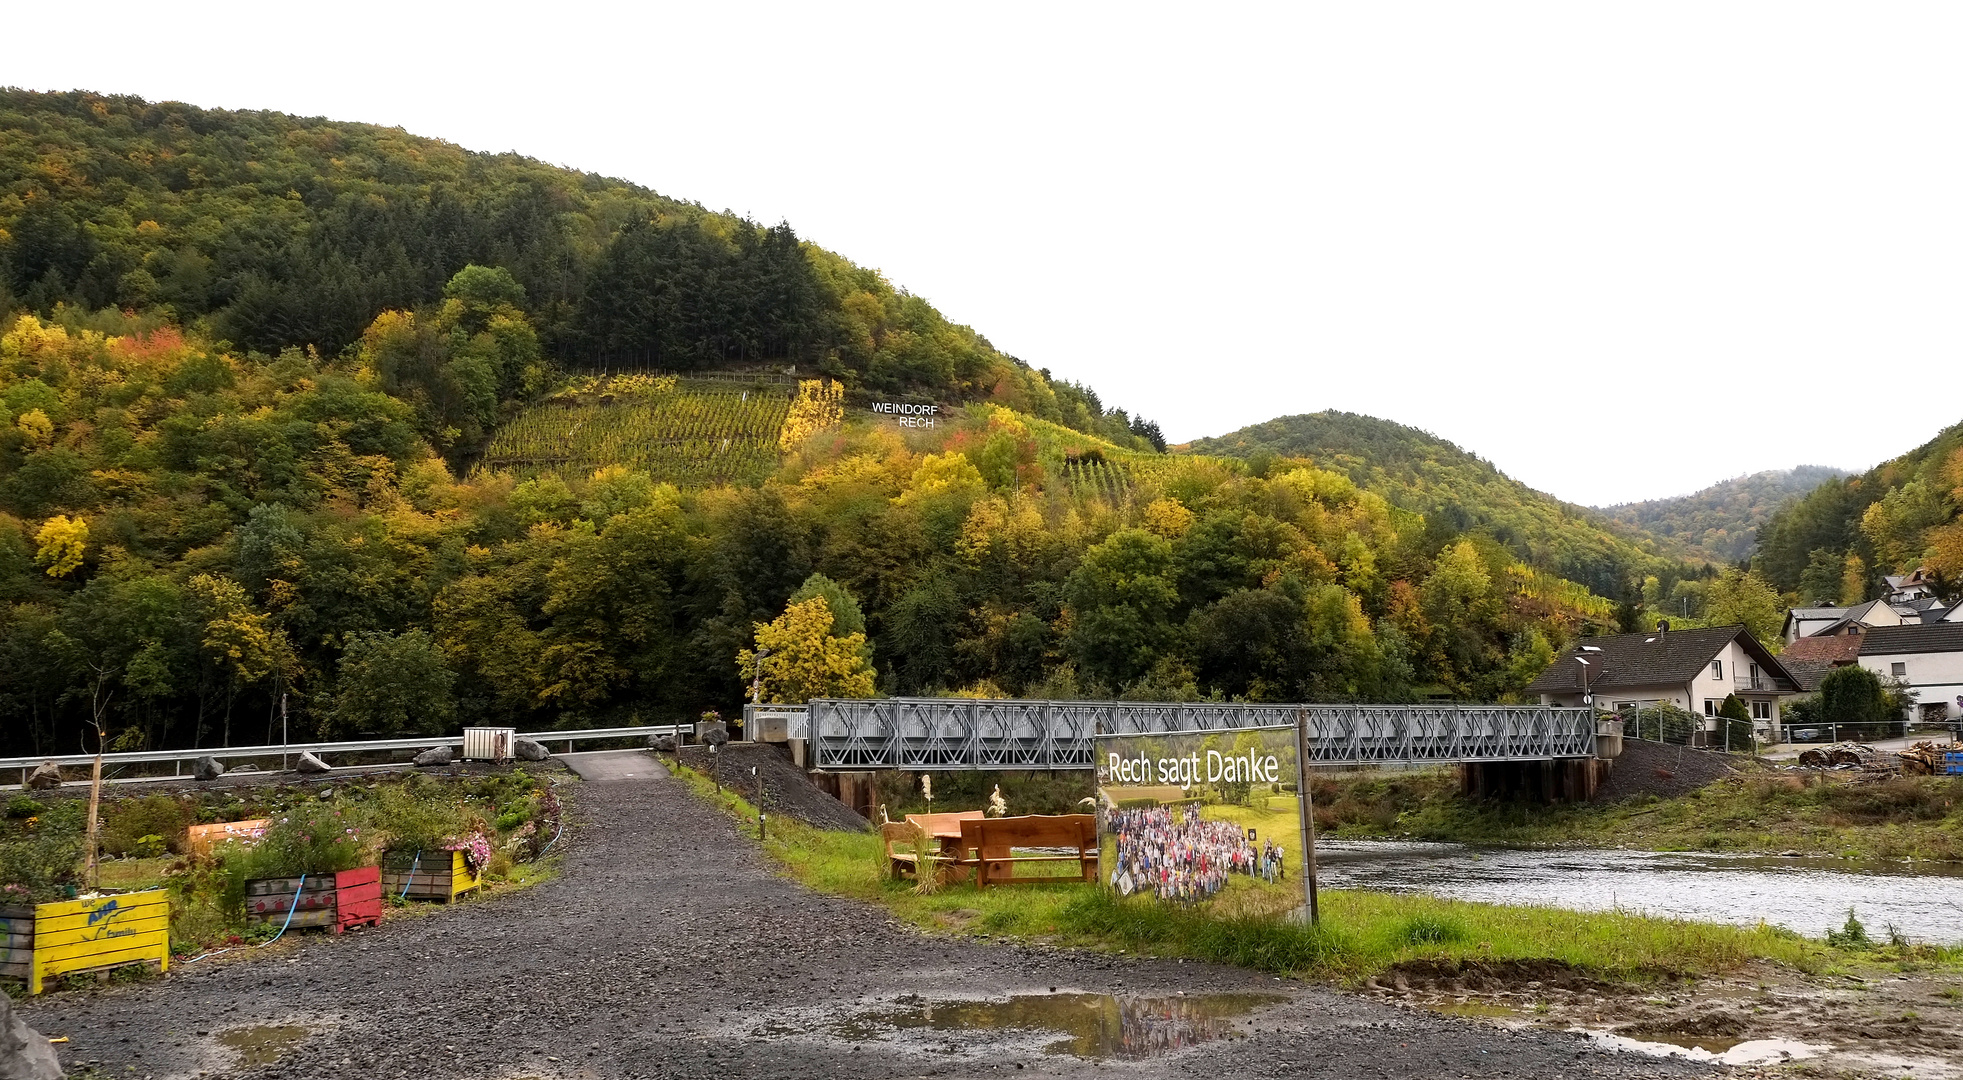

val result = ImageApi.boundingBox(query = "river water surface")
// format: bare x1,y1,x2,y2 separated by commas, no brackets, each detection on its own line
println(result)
1315,840,1963,943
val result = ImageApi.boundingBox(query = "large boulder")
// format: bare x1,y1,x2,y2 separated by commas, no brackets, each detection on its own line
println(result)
513,738,550,762
701,725,730,748
24,763,61,791
0,989,62,1080
192,756,225,781
412,745,454,767
295,752,331,774
648,735,677,753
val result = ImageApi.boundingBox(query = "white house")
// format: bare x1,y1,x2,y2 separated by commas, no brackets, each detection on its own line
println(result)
1856,623,1963,724
1781,599,1903,643
1526,625,1802,739
1885,569,1941,604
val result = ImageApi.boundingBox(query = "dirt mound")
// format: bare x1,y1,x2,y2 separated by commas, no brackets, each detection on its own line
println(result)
1593,738,1743,802
675,742,869,832
1372,958,1632,995
1615,1006,1750,1039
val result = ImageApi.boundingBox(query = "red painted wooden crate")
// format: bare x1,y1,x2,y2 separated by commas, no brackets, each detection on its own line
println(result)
333,866,381,932
243,867,381,934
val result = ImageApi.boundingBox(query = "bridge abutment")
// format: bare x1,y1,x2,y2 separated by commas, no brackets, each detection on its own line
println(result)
1458,758,1607,803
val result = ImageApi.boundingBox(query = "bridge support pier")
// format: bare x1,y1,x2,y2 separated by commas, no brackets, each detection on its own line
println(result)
806,770,879,820
1458,759,1605,803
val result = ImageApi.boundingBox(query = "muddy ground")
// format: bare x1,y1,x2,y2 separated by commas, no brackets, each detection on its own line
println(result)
1367,954,1963,1078
19,750,1730,1080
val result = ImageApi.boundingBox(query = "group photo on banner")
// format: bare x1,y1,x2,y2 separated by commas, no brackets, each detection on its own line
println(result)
1093,726,1313,915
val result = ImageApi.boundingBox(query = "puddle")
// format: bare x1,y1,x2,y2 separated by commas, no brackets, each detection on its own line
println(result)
1429,1000,1522,1020
215,1024,313,1066
841,992,1284,1059
1578,1029,1827,1066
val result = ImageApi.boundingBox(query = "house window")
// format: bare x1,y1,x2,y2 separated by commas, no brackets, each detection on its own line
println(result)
1892,662,1907,677
1703,699,1717,717
1749,663,1760,688
1751,700,1771,720
1614,701,1637,713
1711,660,1723,680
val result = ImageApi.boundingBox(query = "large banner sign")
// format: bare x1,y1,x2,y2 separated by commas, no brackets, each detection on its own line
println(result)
1094,726,1307,911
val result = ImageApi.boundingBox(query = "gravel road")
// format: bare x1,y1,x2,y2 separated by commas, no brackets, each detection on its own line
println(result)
23,760,1716,1079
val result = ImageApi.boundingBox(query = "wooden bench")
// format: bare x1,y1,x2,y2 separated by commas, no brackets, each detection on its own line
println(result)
956,814,1098,887
881,822,927,879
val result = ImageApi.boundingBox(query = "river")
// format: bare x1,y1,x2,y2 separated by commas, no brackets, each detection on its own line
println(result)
1314,840,1963,943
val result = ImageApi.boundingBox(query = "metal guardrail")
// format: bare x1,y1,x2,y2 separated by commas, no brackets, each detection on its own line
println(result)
806,699,1596,770
0,725,684,776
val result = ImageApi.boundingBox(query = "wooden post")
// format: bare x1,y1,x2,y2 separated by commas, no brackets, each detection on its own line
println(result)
1294,707,1321,926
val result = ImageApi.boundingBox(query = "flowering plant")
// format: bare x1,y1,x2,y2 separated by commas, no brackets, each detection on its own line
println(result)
451,831,493,875
228,803,370,879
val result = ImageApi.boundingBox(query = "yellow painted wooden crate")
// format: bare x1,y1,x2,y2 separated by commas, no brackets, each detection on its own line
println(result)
0,890,171,994
380,849,480,903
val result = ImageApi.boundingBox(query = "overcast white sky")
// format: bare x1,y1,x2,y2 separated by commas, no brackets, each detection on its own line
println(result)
9,3,1960,506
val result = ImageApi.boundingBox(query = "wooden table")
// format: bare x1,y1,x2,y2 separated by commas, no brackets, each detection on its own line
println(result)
905,811,987,860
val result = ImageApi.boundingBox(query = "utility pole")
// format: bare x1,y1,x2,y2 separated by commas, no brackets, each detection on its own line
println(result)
1293,707,1321,927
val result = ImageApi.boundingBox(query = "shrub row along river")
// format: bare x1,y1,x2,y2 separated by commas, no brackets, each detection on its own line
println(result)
1316,841,1963,943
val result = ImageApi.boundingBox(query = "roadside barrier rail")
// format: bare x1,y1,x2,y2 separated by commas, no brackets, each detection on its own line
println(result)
2,724,685,781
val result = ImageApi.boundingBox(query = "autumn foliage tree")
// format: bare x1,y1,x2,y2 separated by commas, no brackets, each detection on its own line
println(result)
737,597,876,704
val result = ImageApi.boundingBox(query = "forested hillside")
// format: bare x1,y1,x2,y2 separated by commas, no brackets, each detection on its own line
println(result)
0,89,1162,454
0,309,1626,757
1185,411,1687,603
1756,421,1963,603
0,91,1636,760
1601,466,1845,564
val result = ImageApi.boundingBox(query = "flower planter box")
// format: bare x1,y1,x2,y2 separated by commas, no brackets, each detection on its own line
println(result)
187,818,270,858
0,889,171,995
243,867,382,934
381,849,480,903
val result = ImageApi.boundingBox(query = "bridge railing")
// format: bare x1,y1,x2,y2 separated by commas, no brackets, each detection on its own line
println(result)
805,699,1595,770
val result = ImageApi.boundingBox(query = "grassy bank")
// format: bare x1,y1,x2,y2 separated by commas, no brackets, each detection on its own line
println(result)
671,763,1955,987
1313,767,1963,861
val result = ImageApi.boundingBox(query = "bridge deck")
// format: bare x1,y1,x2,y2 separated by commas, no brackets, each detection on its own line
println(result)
794,699,1596,771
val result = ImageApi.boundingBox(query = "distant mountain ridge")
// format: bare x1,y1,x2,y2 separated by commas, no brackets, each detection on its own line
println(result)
1598,466,1848,565
1184,410,1680,599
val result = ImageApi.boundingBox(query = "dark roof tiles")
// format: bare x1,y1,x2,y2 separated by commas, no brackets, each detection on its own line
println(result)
1524,625,1799,695
1859,623,1963,656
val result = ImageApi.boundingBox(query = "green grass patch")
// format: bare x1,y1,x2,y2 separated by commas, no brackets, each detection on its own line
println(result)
668,762,1913,986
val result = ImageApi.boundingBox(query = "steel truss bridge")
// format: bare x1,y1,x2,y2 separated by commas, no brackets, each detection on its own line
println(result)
790,699,1596,771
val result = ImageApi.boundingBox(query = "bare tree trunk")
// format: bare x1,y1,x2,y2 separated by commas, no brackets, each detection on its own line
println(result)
83,674,112,893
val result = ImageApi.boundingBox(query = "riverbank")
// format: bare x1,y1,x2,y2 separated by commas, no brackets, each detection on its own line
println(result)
673,762,1947,986
674,762,1963,1077
1314,741,1963,862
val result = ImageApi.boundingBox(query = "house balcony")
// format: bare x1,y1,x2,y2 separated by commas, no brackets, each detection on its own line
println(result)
1733,675,1774,693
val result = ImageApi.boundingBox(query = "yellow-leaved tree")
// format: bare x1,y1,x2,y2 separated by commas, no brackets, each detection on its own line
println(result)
737,597,876,703
34,515,87,577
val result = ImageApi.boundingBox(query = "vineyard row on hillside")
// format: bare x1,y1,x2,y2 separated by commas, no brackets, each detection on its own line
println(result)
479,389,792,485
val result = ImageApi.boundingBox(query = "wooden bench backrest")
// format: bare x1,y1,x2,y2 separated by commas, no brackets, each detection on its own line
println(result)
960,814,1096,851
